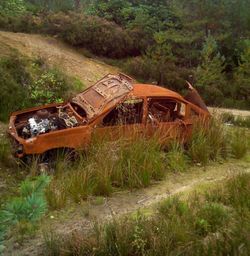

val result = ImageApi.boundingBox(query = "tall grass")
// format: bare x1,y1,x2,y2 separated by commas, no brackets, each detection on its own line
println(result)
165,141,189,172
187,117,230,165
45,137,165,207
44,117,249,208
230,129,248,159
43,173,250,255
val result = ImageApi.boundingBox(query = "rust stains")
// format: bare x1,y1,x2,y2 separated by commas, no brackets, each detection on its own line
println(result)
8,73,210,158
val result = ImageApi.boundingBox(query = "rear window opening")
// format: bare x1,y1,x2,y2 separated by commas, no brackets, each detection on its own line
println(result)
148,98,186,123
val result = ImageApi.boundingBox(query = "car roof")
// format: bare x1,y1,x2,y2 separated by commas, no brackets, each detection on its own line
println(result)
131,84,185,101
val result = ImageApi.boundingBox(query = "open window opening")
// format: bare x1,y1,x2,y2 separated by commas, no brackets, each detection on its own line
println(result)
102,98,143,126
147,98,186,123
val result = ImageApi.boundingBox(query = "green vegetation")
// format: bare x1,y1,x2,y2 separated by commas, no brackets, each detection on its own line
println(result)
42,118,248,210
1,0,250,108
43,172,250,255
221,112,250,128
0,53,83,122
45,137,165,209
0,175,50,244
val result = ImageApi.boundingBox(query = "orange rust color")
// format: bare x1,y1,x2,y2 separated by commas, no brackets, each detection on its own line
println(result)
8,73,210,158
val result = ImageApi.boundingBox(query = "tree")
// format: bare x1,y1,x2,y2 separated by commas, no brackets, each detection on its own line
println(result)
146,32,179,87
0,0,26,16
234,41,250,105
195,35,226,105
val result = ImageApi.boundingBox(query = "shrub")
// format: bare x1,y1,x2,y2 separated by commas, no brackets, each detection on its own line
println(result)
0,137,12,167
0,54,31,121
0,54,73,122
195,202,230,235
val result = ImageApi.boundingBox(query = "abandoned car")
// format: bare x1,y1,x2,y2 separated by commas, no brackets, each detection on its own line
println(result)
8,73,210,158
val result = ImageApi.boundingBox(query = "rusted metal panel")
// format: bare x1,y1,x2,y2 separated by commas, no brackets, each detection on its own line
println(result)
8,73,210,158
71,73,133,120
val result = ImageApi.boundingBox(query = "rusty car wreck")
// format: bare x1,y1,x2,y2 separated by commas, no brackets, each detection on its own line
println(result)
8,73,209,158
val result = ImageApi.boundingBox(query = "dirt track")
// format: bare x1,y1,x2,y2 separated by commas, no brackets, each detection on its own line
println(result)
5,160,250,256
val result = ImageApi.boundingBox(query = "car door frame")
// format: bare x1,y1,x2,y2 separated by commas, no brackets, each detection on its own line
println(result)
144,96,191,144
90,96,147,142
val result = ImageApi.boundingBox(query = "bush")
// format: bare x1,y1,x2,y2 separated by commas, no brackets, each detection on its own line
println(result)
0,54,72,122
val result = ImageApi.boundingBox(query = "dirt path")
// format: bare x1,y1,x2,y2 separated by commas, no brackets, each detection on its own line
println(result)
208,107,250,117
6,160,250,256
0,31,118,87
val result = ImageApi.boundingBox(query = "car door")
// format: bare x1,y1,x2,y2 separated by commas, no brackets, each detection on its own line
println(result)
145,97,189,144
92,97,145,142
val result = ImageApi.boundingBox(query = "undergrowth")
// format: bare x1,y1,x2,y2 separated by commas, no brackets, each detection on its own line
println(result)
43,173,250,255
0,175,50,247
44,117,249,210
0,53,84,122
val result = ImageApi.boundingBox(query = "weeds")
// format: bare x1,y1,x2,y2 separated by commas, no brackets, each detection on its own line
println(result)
43,173,250,255
221,112,250,128
230,129,248,159
0,137,12,167
165,142,189,172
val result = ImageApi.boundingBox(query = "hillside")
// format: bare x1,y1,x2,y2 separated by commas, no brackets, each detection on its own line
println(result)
0,31,118,87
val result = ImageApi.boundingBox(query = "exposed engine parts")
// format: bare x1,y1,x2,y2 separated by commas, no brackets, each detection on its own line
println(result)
18,106,80,139
22,117,58,138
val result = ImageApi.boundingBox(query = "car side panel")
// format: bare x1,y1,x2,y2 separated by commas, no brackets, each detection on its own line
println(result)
22,126,92,155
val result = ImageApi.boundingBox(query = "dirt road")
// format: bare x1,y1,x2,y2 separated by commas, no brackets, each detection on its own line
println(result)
0,31,118,88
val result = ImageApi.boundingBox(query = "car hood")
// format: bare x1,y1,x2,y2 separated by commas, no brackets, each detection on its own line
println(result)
71,73,133,120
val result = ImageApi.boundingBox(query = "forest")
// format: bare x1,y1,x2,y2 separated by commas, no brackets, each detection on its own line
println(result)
0,0,250,109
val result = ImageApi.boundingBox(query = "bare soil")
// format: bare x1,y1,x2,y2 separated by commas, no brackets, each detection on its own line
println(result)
0,31,118,87
208,107,250,117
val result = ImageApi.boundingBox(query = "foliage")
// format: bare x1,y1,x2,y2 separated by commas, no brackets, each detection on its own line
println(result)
195,35,226,105
1,0,250,108
0,0,27,16
45,137,165,207
0,175,50,246
0,54,72,122
233,41,250,107
230,129,248,159
165,142,189,172
43,172,250,255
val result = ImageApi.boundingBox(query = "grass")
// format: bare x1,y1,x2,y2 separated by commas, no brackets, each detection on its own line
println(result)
45,137,166,207
43,172,250,256
230,129,248,159
43,117,249,209
221,112,250,128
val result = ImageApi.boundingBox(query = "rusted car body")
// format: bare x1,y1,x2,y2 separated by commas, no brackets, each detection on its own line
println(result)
8,73,209,158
